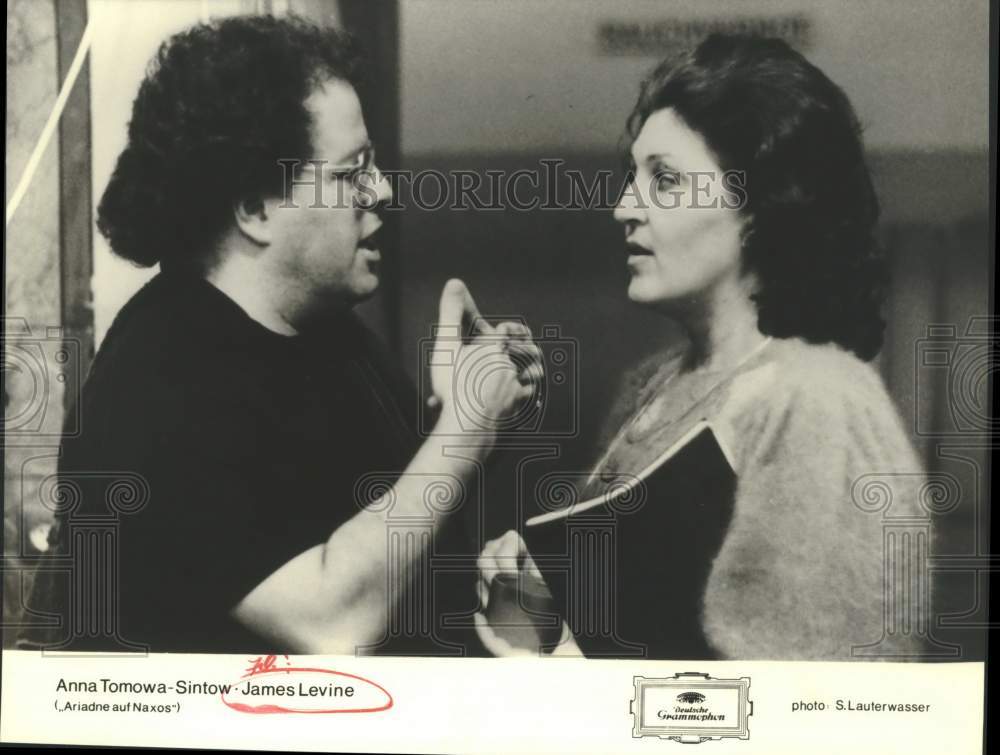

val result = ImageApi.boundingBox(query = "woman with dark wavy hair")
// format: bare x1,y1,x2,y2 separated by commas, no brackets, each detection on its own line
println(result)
476,34,927,661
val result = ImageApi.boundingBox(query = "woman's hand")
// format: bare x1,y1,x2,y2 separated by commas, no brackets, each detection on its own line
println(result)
477,529,542,607
475,529,583,657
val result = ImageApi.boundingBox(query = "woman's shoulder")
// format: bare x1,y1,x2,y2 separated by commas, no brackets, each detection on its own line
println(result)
725,337,889,416
714,337,918,473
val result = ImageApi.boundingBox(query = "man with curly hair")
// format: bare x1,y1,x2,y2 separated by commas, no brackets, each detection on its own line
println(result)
18,14,541,654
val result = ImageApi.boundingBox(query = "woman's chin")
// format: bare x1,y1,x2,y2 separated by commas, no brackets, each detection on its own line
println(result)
627,279,665,306
627,281,693,316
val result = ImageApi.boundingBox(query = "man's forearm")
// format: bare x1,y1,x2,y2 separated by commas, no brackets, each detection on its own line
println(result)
232,408,489,654
317,411,486,643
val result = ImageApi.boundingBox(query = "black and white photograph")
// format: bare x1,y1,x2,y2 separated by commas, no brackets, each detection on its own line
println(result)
3,0,995,751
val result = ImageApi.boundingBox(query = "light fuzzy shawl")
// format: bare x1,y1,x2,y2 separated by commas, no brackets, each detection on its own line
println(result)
597,337,929,661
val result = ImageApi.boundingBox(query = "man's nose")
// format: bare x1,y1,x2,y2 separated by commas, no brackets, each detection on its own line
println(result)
370,165,392,207
355,166,393,212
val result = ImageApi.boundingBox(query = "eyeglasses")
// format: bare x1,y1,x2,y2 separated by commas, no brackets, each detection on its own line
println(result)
288,146,385,210
299,145,380,184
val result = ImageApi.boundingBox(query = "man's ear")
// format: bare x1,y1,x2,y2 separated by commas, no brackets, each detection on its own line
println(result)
233,196,271,246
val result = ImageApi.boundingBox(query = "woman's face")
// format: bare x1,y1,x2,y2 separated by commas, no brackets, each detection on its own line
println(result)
613,108,748,311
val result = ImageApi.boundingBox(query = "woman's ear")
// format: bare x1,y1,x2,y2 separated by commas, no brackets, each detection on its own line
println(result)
738,214,756,250
233,196,271,246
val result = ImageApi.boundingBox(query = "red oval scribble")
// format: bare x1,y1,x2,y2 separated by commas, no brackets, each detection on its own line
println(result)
220,667,393,714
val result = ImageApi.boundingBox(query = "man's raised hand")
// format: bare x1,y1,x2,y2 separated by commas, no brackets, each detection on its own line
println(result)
428,279,537,440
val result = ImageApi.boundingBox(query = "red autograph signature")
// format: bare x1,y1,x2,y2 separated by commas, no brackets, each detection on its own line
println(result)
244,654,291,676
220,655,394,715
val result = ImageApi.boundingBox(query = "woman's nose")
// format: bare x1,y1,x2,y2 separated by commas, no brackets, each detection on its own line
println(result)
613,179,643,224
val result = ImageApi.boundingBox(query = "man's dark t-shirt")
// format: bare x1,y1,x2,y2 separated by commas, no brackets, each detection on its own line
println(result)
19,271,456,653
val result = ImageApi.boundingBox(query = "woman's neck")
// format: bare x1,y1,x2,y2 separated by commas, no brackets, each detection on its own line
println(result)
675,278,769,374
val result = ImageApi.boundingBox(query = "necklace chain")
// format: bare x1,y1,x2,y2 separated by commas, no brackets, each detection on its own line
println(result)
589,337,773,483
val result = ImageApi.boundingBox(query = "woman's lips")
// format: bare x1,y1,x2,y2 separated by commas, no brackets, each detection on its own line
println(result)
625,242,653,262
625,240,652,253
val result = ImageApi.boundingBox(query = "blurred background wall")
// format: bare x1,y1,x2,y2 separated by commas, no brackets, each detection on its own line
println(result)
4,0,993,656
5,0,72,649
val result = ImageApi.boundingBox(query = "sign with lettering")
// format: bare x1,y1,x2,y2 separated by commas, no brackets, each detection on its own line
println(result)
598,16,812,55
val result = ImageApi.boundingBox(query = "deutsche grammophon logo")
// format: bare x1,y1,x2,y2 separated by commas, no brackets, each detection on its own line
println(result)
631,672,753,743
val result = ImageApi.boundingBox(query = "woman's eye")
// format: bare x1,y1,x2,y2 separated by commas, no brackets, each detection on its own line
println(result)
654,170,680,190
